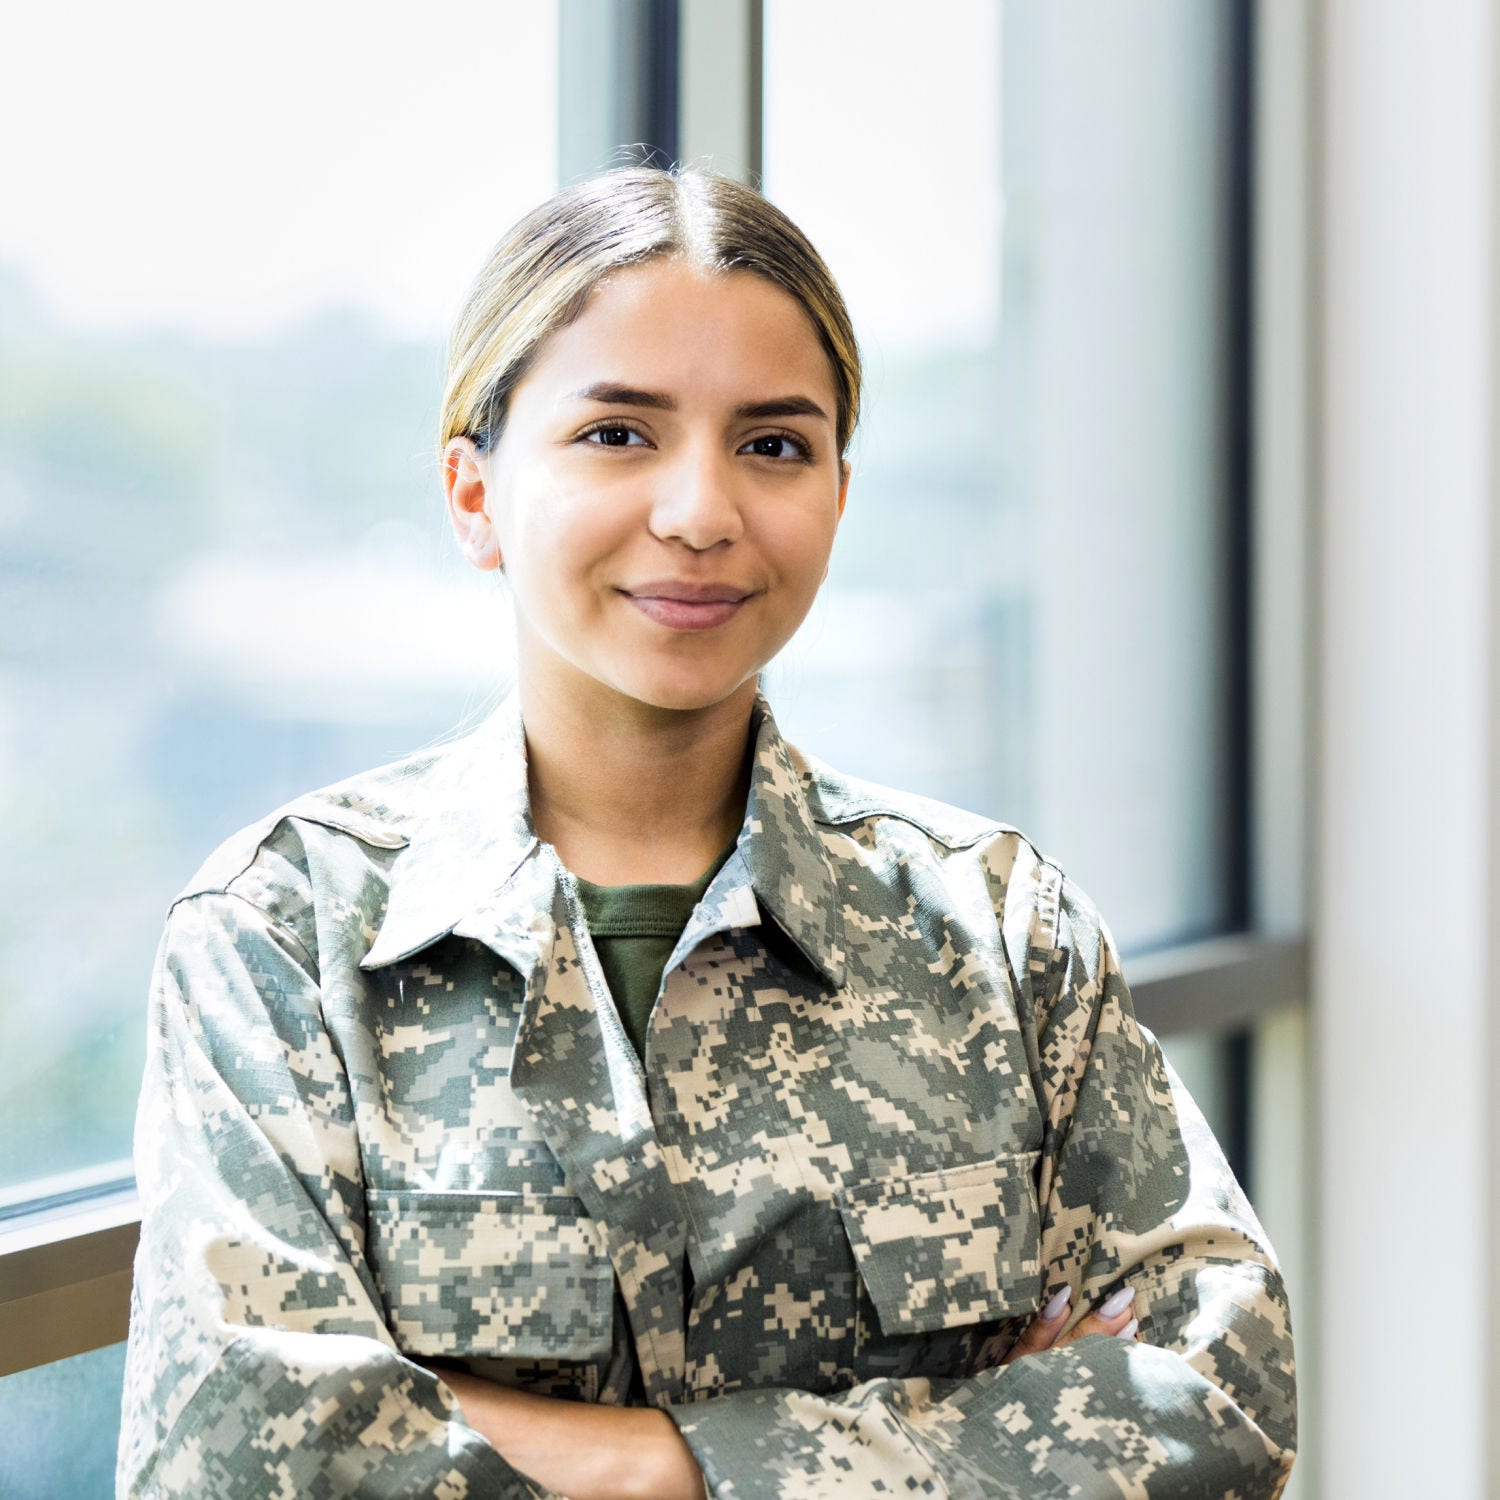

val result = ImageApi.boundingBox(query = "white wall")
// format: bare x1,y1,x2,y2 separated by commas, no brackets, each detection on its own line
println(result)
1316,3,1496,1494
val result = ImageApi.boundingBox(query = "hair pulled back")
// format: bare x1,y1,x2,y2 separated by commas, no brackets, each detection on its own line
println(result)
439,165,862,463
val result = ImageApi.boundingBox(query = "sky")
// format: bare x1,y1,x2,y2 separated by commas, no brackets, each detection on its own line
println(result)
0,0,559,342
1,0,1001,350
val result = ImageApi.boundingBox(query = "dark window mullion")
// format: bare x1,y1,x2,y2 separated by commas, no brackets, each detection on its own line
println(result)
1223,0,1257,1198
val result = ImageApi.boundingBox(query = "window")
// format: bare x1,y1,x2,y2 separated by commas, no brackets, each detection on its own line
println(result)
0,0,558,1196
4,5,1308,1453
761,0,1245,956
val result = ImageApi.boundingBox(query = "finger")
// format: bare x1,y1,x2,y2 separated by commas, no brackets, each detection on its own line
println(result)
1053,1285,1140,1349
1000,1285,1073,1365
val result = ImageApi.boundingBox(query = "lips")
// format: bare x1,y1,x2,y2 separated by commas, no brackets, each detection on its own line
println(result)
623,580,753,604
621,582,756,632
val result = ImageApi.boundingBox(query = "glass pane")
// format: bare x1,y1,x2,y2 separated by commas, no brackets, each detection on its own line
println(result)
0,1,558,1192
762,0,1237,953
0,1342,127,1499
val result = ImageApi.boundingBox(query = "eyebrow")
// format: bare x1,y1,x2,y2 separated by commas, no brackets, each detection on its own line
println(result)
562,381,831,425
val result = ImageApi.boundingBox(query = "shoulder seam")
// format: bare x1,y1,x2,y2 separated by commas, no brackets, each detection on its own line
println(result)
283,808,409,851
166,886,320,979
174,809,404,906
813,806,1017,852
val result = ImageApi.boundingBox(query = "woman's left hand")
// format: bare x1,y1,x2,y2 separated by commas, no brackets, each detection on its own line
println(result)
418,1362,706,1500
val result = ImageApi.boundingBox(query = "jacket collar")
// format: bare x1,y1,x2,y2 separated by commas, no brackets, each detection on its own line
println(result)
358,684,846,988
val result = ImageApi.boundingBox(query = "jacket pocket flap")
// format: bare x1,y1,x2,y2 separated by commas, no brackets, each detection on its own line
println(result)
365,1188,615,1362
835,1154,1043,1337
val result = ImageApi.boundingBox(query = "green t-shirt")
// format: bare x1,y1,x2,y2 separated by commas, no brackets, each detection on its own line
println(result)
573,839,738,1062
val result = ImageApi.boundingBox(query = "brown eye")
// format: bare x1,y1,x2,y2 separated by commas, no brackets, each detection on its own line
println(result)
741,432,813,462
580,423,647,448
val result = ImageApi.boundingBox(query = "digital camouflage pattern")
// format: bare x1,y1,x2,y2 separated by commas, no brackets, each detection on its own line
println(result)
119,686,1297,1498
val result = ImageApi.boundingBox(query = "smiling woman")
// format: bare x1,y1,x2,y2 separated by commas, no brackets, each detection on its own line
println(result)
446,256,848,767
118,166,1297,1499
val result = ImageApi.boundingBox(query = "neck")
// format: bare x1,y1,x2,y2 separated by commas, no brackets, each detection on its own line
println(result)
518,669,759,886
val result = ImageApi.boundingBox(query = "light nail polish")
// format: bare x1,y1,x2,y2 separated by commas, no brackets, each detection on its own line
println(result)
1042,1287,1071,1322
1099,1285,1135,1319
1115,1317,1139,1341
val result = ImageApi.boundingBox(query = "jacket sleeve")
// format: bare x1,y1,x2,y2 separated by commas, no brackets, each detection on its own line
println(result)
663,868,1298,1499
117,889,554,1500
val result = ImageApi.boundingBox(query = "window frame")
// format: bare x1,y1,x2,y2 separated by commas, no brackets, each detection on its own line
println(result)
0,0,1312,1379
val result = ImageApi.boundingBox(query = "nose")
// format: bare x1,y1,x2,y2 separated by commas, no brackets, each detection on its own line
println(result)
647,438,745,551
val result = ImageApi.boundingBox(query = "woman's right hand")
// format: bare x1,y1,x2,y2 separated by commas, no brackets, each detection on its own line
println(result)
1000,1283,1140,1365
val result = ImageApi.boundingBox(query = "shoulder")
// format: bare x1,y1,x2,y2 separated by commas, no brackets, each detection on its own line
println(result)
791,743,1071,927
164,727,457,935
799,748,1012,850
787,745,1125,1022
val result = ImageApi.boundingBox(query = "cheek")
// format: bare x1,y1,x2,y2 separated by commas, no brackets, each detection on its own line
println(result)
512,487,618,572
766,510,838,591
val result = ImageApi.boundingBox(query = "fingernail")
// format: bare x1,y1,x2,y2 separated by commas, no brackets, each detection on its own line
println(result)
1115,1317,1139,1341
1099,1285,1135,1318
1041,1286,1071,1322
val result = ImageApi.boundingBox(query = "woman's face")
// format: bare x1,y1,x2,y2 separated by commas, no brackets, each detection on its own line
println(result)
445,256,850,716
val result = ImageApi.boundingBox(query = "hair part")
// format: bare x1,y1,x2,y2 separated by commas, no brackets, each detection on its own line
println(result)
439,165,862,464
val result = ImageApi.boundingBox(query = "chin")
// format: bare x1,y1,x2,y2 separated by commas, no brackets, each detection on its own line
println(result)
608,666,757,715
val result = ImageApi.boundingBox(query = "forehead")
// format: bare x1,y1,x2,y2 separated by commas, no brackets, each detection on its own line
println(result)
518,259,837,409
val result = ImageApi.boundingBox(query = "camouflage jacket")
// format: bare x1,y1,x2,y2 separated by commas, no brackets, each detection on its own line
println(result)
119,687,1297,1498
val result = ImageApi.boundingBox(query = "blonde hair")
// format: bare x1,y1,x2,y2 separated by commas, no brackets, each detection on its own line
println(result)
439,165,862,463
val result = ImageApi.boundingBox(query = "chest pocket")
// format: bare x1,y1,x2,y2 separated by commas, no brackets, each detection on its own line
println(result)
364,1188,616,1363
835,1153,1043,1337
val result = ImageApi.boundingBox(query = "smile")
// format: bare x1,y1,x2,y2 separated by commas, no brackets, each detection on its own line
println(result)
622,593,749,631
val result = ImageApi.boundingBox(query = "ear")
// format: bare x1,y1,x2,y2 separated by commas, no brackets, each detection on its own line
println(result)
442,436,503,572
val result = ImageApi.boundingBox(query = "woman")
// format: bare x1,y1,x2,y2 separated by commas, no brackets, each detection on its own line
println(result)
119,166,1297,1499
